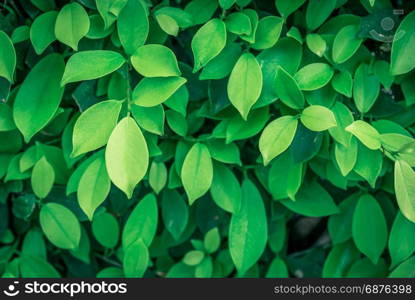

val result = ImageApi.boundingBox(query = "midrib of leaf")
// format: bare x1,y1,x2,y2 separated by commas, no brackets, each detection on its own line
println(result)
47,208,76,248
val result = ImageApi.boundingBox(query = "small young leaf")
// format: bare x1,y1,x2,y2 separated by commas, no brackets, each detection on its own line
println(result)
31,157,55,199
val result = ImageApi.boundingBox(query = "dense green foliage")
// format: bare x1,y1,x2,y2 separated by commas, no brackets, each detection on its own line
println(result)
0,0,415,278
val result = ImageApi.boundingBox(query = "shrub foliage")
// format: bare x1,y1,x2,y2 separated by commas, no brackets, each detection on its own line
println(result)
1,0,415,278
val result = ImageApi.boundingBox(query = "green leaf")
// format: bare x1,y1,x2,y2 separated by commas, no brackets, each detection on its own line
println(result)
306,0,337,30
183,250,205,266
39,203,81,250
346,120,381,150
329,102,354,146
300,105,337,131
181,143,213,204
123,239,149,277
275,66,304,109
72,100,123,157
31,157,55,199
281,181,339,217
354,143,383,188
259,116,298,165
149,161,167,194
77,154,111,220
225,12,252,36
229,179,267,275
322,242,360,278
185,0,218,25
332,25,363,64
122,193,158,248
92,212,119,248
352,194,387,264
0,103,16,131
219,0,236,9
328,194,358,244
131,44,181,77
331,71,353,98
191,18,226,72
353,63,380,113
30,11,58,55
268,151,303,200
390,11,415,75
96,0,127,29
20,256,60,278
252,16,283,50
210,162,241,214
13,54,65,142
199,42,241,80
162,189,188,240
132,77,187,107
389,256,415,277
389,212,415,268
227,53,263,119
306,33,327,57
0,31,16,82
275,0,306,18
204,227,220,254
131,104,165,136
266,257,289,278
105,117,149,199
61,50,126,85
294,63,334,91
156,14,179,36
117,0,149,55
55,2,90,50
394,160,415,223
335,138,358,176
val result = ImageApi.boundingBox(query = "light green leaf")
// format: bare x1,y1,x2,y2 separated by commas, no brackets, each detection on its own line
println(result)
300,105,337,131
346,120,381,150
77,154,111,220
132,77,187,107
227,53,263,119
72,100,123,157
55,2,90,50
394,160,415,223
13,54,65,142
131,44,180,77
96,0,127,29
225,12,252,36
105,117,149,199
39,203,81,250
181,143,213,204
149,161,167,194
353,63,380,113
131,104,165,135
259,116,298,165
332,25,363,64
294,63,334,91
210,162,241,214
306,33,327,57
31,157,55,199
229,179,267,275
123,239,149,278
61,50,126,85
191,18,226,72
335,138,358,176
252,16,283,50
